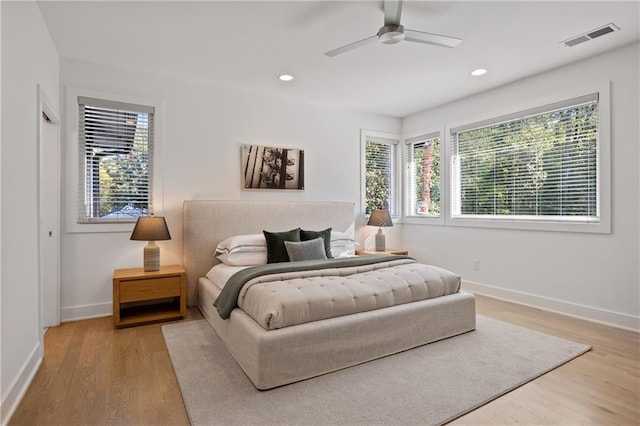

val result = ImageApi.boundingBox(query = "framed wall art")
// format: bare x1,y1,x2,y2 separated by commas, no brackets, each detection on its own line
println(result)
241,144,304,190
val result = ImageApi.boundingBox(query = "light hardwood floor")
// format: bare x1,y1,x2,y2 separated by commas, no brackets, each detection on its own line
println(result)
9,295,640,425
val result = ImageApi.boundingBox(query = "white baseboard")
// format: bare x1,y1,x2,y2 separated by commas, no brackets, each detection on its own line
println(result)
463,279,640,332
1,342,42,426
60,302,112,323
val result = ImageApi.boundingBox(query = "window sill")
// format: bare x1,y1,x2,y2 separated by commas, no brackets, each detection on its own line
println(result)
66,221,136,234
402,216,444,226
446,216,610,234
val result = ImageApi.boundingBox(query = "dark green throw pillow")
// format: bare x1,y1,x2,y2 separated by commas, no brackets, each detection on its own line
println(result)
263,228,301,263
300,228,332,258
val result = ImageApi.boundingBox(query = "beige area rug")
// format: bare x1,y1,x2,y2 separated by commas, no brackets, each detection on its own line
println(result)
162,315,590,426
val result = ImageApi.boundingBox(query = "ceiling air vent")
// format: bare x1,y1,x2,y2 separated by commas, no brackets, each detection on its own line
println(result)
561,23,620,47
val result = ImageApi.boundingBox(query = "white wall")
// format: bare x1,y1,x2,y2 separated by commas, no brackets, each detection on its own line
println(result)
59,58,401,320
0,0,3,418
402,43,640,330
1,1,60,422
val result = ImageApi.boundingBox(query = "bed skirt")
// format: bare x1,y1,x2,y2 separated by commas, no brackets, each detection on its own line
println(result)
198,277,476,390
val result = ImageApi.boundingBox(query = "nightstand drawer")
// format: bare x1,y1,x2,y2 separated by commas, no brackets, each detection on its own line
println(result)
119,276,181,302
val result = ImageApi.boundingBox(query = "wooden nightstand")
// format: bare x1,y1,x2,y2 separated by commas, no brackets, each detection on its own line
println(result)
113,265,186,328
356,249,409,256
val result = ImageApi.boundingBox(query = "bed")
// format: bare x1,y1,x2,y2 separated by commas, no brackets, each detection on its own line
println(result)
183,200,476,390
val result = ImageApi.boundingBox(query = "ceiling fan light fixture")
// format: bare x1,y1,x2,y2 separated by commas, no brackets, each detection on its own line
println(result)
471,68,487,77
378,25,405,44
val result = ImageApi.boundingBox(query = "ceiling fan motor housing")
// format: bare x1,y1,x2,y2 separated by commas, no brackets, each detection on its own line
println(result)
378,25,405,44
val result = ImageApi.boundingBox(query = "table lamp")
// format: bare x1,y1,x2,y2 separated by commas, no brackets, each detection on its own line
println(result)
367,209,393,251
130,214,171,271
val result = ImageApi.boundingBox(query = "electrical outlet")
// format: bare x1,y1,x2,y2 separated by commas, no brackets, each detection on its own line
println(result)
472,259,480,271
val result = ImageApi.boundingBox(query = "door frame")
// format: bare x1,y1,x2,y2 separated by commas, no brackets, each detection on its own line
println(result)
37,84,61,339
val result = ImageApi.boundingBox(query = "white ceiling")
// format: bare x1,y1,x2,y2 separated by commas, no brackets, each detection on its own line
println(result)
37,1,639,117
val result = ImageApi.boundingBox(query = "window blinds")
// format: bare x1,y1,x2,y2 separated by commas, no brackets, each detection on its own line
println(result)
365,136,398,217
405,132,440,217
78,97,154,223
450,93,599,221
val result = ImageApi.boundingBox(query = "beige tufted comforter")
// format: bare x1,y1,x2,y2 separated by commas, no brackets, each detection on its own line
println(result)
236,258,461,330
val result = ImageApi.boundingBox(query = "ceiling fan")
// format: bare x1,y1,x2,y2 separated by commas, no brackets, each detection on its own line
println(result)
324,0,462,57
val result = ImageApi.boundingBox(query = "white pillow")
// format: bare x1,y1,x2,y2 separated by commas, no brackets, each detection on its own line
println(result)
330,231,358,257
330,231,357,247
216,251,267,266
331,245,356,258
215,233,266,254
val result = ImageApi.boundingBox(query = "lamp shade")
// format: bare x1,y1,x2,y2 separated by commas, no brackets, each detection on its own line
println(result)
367,209,393,227
130,215,171,241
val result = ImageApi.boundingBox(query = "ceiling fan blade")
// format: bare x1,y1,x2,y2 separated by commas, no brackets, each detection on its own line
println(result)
383,0,403,26
324,35,378,57
404,29,462,48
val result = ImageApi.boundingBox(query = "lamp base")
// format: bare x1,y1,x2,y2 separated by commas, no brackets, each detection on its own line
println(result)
375,228,386,251
143,241,160,272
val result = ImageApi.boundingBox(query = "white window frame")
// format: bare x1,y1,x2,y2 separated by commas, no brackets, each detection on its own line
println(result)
66,87,164,233
402,127,445,225
360,129,400,218
444,82,610,234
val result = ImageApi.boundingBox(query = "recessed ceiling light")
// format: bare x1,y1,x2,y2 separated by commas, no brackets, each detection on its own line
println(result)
471,68,487,77
278,74,294,82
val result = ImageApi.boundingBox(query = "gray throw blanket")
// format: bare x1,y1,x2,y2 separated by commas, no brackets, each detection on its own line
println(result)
214,254,412,319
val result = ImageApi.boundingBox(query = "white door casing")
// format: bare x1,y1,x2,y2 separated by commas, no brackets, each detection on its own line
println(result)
38,87,61,330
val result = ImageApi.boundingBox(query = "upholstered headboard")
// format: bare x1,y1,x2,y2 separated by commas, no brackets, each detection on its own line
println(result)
182,200,356,305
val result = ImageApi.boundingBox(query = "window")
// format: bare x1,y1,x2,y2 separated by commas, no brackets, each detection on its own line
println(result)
450,93,600,225
405,132,441,217
78,97,154,223
362,131,399,217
